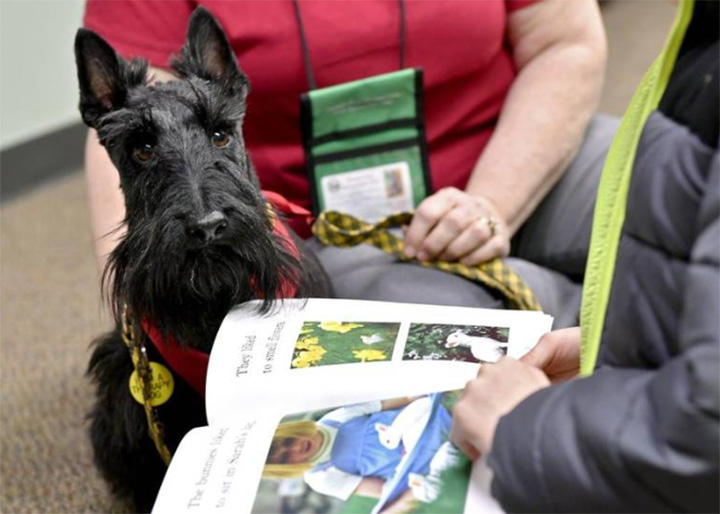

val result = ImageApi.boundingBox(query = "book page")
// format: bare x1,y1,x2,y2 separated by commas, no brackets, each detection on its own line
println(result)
206,299,552,425
154,394,503,514
152,421,279,514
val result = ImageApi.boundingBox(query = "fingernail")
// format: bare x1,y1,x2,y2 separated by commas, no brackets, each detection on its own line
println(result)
404,245,416,258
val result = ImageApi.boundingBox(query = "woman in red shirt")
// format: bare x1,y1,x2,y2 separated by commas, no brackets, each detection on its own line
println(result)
83,0,612,325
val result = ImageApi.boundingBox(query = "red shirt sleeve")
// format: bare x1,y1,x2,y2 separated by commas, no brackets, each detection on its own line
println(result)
506,0,544,13
83,0,195,67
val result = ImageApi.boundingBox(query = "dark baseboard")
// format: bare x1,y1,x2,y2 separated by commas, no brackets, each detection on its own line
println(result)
0,122,87,204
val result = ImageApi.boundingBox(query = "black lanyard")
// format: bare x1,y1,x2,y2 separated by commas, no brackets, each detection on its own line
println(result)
291,0,406,91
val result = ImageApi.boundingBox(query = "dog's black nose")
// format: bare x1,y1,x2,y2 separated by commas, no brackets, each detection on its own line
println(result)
186,211,228,244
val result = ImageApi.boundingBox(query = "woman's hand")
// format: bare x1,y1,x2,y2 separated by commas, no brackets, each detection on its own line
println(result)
403,187,511,265
450,357,549,459
521,327,581,382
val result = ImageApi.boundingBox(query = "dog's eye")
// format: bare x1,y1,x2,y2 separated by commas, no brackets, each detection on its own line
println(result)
211,131,231,148
133,143,155,162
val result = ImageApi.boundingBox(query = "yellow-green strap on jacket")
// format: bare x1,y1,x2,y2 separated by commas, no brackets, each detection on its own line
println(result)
580,0,695,376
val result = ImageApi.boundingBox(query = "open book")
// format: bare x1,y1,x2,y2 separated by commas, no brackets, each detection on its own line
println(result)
152,299,553,514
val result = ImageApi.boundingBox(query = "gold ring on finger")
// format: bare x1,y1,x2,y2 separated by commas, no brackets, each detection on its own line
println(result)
479,216,498,237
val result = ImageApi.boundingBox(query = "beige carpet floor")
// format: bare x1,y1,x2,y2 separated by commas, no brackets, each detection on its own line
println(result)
0,2,676,513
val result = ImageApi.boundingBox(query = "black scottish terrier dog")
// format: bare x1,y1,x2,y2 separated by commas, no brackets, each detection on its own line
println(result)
76,8,331,511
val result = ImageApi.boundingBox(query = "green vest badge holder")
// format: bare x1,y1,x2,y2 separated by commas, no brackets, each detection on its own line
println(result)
300,69,432,222
293,0,432,222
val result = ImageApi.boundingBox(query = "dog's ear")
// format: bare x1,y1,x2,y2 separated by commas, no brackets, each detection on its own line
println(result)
173,7,248,92
75,29,129,127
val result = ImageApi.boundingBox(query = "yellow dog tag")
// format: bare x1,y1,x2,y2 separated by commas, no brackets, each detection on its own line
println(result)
129,362,174,407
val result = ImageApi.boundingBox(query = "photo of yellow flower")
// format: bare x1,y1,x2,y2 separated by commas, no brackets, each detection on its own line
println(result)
318,321,364,333
290,321,401,369
352,349,387,362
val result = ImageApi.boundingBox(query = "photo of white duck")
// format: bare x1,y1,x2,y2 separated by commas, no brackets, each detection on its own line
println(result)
375,396,432,452
443,330,508,363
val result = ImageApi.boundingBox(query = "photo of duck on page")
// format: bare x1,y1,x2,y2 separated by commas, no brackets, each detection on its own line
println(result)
252,393,469,514
404,324,509,364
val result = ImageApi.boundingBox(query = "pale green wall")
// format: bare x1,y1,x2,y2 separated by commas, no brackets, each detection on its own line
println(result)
0,0,85,150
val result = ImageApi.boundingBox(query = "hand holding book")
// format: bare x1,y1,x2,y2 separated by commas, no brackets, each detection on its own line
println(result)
450,357,550,459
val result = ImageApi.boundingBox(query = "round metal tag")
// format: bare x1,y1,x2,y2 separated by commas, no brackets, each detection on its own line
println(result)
129,362,174,407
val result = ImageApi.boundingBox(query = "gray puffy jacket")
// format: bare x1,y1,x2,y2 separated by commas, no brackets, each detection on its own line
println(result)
488,3,719,512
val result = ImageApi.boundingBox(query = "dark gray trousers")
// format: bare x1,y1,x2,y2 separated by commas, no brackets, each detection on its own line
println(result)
308,115,620,328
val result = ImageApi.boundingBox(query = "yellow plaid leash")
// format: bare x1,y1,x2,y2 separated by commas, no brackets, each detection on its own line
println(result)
121,305,173,465
313,211,542,311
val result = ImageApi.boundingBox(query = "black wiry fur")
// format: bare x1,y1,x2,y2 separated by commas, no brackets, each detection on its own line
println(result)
76,8,331,511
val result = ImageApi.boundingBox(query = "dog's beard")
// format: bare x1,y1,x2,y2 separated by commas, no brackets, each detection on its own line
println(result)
105,216,300,352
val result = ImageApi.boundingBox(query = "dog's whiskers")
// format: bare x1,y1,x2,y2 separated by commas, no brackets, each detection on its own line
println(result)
189,263,199,295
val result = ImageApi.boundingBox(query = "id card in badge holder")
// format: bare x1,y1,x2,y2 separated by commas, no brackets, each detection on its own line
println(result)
300,68,432,223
